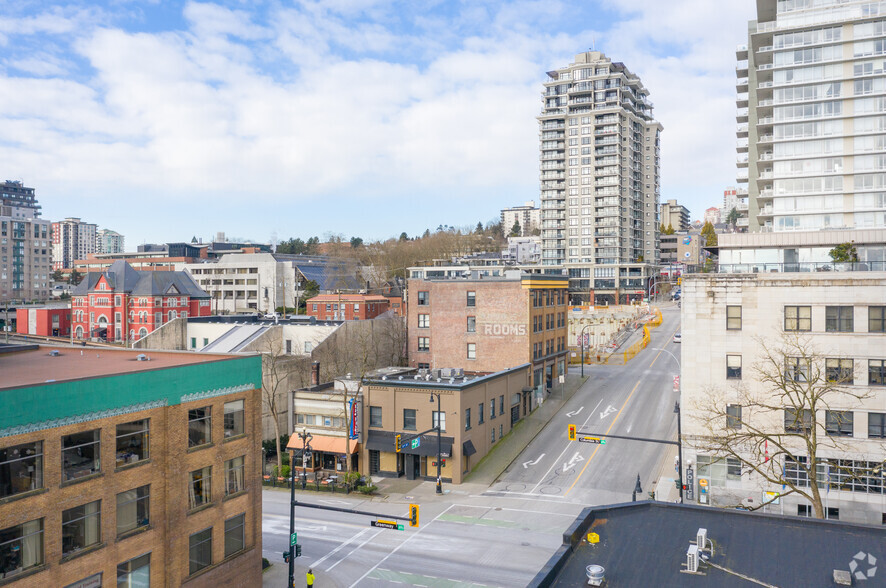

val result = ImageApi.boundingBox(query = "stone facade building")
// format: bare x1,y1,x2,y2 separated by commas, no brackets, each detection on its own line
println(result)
0,345,263,586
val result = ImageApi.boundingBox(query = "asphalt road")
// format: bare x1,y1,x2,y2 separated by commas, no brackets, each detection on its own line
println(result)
486,305,683,507
262,306,682,587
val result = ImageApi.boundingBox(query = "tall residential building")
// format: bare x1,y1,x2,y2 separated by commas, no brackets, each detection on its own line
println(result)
538,51,662,305
660,199,691,231
500,201,541,236
96,228,125,254
738,0,886,233
722,186,750,231
52,217,97,270
1,180,51,302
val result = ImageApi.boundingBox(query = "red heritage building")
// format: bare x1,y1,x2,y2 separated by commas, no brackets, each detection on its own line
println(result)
15,306,72,337
306,293,390,321
72,260,211,343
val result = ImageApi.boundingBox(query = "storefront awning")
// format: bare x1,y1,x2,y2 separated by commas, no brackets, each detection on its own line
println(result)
365,430,453,458
286,434,359,455
462,440,477,457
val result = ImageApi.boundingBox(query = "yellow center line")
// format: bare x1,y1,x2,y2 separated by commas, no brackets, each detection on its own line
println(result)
565,378,641,495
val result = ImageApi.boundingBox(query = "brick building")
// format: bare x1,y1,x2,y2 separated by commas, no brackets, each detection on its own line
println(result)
72,260,211,343
305,294,390,321
360,365,531,484
0,345,263,586
15,305,71,337
407,271,569,390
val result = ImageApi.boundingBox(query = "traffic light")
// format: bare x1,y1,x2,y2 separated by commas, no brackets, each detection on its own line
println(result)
568,424,576,441
409,504,419,527
395,434,401,453
283,550,290,563
295,544,302,558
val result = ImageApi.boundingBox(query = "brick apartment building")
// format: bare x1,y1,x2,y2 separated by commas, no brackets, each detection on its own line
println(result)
72,260,211,343
360,365,531,484
0,344,262,586
407,271,569,390
305,293,390,321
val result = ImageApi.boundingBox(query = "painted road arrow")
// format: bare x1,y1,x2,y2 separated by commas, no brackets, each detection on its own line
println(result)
600,405,617,419
565,406,584,417
522,454,546,469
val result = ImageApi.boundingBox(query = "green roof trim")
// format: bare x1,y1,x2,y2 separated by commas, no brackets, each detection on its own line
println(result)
0,356,261,436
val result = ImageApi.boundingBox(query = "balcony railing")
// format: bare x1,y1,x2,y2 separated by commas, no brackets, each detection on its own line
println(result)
692,261,886,275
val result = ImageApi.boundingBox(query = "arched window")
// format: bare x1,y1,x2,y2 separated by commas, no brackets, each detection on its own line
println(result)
75,326,84,339
168,310,177,321
138,328,148,339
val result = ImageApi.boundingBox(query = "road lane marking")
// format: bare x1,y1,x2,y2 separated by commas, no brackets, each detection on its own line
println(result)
348,504,456,588
311,528,370,569
599,405,616,419
453,503,577,516
522,454,546,469
528,397,604,494
325,529,383,571
648,326,681,369
565,379,642,496
565,406,583,417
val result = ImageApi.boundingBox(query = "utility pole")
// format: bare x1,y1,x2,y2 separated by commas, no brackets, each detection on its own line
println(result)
675,401,684,504
290,429,312,588
430,392,443,494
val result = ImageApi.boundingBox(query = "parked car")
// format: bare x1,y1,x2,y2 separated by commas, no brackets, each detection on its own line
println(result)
673,333,682,343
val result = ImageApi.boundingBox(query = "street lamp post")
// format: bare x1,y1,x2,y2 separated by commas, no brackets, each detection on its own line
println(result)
289,429,312,588
579,324,592,377
649,346,684,504
430,393,442,494
632,473,643,502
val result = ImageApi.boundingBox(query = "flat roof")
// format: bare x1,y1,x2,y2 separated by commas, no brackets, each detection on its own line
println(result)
365,364,530,390
531,501,885,587
0,345,240,390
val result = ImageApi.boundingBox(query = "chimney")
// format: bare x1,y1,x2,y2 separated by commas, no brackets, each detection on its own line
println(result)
311,361,320,386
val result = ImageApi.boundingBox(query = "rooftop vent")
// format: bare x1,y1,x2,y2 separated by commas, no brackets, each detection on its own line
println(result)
49,349,60,357
381,376,387,380
136,354,149,362
586,565,605,586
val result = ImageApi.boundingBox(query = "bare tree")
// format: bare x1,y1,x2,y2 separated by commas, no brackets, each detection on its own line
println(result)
689,332,876,519
256,335,306,474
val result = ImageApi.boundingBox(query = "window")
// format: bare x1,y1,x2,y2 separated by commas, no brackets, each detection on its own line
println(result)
466,291,476,307
726,306,742,330
191,337,197,349
491,428,495,443
369,406,382,427
116,420,149,467
224,400,245,438
188,466,212,509
0,441,42,498
285,339,291,354
417,337,430,352
467,343,476,360
62,429,101,481
870,359,886,385
784,305,811,331
0,519,43,578
490,399,495,419
825,358,854,384
432,411,446,432
500,395,505,415
62,500,101,556
116,486,150,536
869,306,886,332
869,412,886,438
189,528,212,575
403,409,416,431
726,405,742,429
466,316,476,333
418,314,429,328
726,355,742,380
304,341,312,353
417,363,430,370
188,407,212,447
225,456,245,495
696,455,742,485
784,408,813,433
785,357,810,382
826,410,854,437
825,306,854,332
117,553,150,588
224,514,245,558
417,291,429,306
465,408,471,431
478,403,484,424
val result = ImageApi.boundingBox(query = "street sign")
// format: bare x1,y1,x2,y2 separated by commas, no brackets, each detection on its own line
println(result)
290,532,297,546
686,466,695,501
673,375,680,392
764,491,780,505
578,436,606,445
371,520,403,530
411,438,420,450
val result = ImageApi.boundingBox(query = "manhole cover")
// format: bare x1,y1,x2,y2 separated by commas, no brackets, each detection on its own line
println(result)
521,542,531,547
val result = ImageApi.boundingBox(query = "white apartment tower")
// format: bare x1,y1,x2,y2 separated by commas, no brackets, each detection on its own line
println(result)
539,51,662,305
51,217,97,270
738,0,886,233
96,228,125,254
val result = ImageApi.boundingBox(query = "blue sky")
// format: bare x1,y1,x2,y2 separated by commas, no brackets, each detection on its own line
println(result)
0,0,755,246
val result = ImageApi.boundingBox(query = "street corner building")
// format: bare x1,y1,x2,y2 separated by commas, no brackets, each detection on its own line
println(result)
0,344,263,587
360,365,533,485
407,271,570,393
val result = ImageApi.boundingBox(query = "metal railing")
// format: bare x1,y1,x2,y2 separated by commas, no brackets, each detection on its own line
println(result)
685,261,886,275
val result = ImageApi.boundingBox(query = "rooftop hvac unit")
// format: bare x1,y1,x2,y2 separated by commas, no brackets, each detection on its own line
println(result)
697,528,707,551
686,544,699,573
586,564,605,586
49,350,60,357
136,354,149,362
